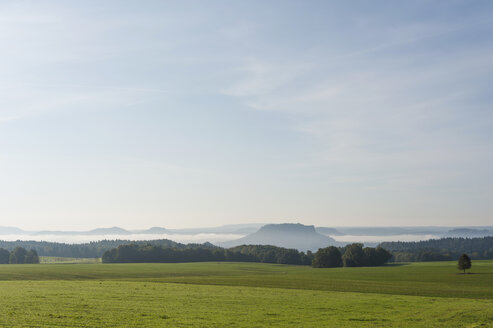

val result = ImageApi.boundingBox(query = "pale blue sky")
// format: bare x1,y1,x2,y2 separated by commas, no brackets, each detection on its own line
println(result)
0,1,492,230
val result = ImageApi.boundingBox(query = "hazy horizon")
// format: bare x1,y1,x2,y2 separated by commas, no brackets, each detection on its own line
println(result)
9,221,493,235
0,221,491,247
3,221,493,235
1,1,492,230
3,222,493,232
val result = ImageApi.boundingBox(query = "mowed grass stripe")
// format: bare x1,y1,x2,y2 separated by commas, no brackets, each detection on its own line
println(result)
0,261,492,299
0,280,492,328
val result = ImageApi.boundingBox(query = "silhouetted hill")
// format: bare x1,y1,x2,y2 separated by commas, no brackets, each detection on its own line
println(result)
0,226,26,234
33,227,132,236
138,227,170,234
219,223,339,251
85,227,131,235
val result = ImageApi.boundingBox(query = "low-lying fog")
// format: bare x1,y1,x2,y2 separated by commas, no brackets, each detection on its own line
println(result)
329,234,441,243
0,233,245,244
0,233,441,245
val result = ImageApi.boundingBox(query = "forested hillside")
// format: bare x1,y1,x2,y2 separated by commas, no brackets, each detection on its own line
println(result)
0,239,208,258
380,237,493,261
102,244,313,265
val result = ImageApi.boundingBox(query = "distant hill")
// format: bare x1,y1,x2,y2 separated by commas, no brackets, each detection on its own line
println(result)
33,227,132,236
219,223,339,251
138,227,170,234
83,227,131,235
16,224,261,237
0,226,26,235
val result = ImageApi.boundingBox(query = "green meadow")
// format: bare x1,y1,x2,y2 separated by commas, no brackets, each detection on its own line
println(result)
39,256,101,264
0,261,492,327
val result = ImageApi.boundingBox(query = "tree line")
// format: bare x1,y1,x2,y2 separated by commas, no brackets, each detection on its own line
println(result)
102,244,313,265
102,243,392,267
379,237,493,262
312,244,392,268
0,247,39,264
3,236,492,263
0,239,200,258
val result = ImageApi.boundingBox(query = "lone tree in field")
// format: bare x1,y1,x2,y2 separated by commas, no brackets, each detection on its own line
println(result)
458,253,471,274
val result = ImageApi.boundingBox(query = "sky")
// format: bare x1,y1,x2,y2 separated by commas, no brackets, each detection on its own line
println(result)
0,0,492,230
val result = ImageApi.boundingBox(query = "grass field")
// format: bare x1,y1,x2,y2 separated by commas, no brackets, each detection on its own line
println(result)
0,261,492,327
39,256,101,264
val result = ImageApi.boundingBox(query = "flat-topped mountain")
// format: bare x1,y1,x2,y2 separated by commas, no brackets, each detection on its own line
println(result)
219,223,339,251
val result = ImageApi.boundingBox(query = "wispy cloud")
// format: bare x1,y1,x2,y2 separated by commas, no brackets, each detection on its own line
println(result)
221,59,311,98
221,18,493,190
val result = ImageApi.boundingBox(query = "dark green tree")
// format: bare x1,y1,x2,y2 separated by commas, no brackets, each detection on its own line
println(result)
363,247,393,266
25,249,40,264
102,248,117,263
342,243,366,267
458,253,471,274
312,246,343,268
0,248,10,264
9,247,28,264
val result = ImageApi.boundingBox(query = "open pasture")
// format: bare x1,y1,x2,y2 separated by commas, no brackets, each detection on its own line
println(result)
39,256,101,264
0,261,492,327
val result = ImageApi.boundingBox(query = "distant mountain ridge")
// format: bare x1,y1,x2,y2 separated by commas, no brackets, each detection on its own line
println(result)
219,223,339,251
443,228,493,238
3,225,493,242
34,227,133,236
22,224,264,236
